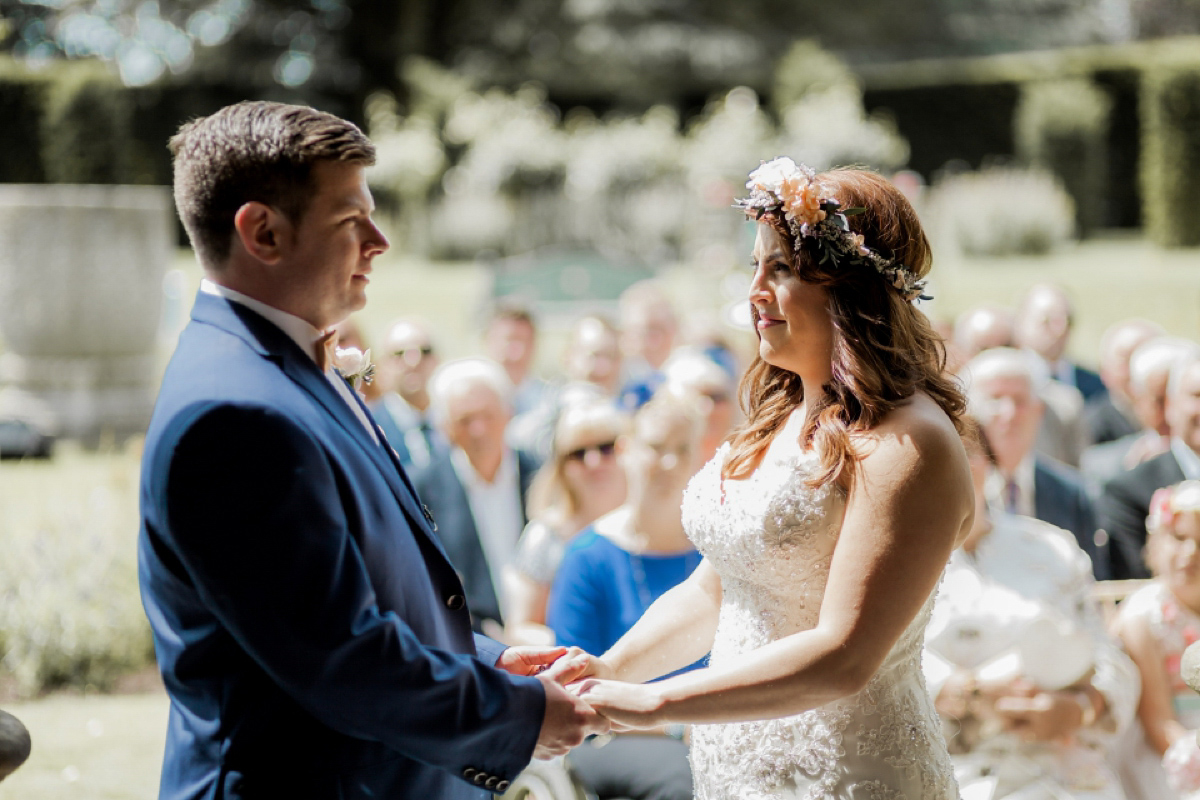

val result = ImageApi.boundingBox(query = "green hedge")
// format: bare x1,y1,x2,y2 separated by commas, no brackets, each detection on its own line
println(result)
1015,78,1112,236
1142,66,1200,248
0,58,151,185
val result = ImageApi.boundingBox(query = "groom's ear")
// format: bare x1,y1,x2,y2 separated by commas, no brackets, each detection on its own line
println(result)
233,202,287,266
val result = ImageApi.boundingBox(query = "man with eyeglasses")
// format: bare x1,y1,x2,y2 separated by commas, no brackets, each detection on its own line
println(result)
370,318,446,470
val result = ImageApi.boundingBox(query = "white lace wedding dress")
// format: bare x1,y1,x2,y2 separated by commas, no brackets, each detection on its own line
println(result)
682,444,958,800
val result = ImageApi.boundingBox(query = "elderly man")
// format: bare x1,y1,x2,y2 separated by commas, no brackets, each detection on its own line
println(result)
1084,319,1165,446
1100,349,1200,580
1014,284,1106,401
1082,337,1199,492
954,304,1016,362
964,348,1105,577
370,318,445,471
415,358,541,632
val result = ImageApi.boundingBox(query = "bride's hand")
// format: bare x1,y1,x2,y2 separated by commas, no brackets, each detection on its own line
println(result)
574,679,666,729
539,647,616,685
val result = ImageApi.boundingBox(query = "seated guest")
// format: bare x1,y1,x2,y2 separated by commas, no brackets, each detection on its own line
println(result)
1112,481,1200,800
954,303,1016,362
1085,319,1166,447
1083,337,1199,492
484,301,552,418
660,348,738,468
370,318,445,471
502,400,629,646
1101,350,1200,580
964,348,1106,577
1014,283,1106,401
546,395,703,800
924,419,1139,800
564,315,623,401
415,358,539,632
0,710,30,783
617,280,678,411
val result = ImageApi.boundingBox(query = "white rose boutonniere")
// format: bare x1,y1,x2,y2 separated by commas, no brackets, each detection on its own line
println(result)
333,346,375,392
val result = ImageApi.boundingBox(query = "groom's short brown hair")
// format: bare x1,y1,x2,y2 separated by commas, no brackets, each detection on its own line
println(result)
170,101,375,269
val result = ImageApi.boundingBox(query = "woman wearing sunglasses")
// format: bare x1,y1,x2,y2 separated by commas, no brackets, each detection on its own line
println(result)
544,394,705,800
501,399,629,647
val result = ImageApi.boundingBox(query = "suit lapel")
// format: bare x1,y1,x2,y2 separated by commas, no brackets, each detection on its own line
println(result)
189,291,440,550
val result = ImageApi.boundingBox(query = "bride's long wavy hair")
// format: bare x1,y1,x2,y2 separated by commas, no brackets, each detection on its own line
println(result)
722,168,966,489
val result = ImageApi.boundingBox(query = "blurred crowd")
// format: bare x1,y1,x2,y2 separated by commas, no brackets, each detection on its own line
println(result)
275,277,1200,800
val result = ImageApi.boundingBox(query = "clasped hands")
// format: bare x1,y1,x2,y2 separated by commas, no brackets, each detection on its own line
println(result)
937,670,1100,745
498,646,667,760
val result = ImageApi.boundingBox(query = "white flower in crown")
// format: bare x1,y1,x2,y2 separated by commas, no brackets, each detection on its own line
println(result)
333,346,375,391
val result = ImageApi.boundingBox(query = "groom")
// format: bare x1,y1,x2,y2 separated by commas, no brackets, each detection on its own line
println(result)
137,101,603,800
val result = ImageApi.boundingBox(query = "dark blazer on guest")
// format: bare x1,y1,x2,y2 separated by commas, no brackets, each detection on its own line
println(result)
1098,449,1186,580
1068,363,1107,402
138,291,544,800
414,449,540,628
1083,393,1139,447
1033,456,1106,579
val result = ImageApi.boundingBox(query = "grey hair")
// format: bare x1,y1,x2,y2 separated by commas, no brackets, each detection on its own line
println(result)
1166,346,1200,398
428,357,514,424
960,347,1049,410
1130,337,1200,396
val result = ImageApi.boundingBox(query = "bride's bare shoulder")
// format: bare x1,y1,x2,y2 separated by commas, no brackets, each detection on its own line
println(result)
852,393,966,475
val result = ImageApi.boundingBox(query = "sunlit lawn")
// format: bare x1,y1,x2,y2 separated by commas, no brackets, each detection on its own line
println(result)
0,691,168,800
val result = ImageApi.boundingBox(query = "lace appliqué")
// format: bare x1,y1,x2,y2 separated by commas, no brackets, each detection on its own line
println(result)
683,444,958,800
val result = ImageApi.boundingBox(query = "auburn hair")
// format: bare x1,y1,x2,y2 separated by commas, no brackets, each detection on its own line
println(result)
722,168,966,489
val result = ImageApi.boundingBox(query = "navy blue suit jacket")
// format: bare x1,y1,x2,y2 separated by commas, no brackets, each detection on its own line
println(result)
413,450,539,628
1033,456,1106,579
138,292,544,800
1098,449,1186,580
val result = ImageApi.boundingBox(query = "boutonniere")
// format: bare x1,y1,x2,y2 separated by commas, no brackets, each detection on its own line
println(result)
333,346,375,392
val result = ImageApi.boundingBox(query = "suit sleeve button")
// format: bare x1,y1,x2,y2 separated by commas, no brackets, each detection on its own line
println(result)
446,594,466,611
485,776,499,789
473,772,487,785
462,768,477,779
496,780,510,792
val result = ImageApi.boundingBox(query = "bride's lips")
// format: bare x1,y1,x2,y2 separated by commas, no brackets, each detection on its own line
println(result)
756,312,784,331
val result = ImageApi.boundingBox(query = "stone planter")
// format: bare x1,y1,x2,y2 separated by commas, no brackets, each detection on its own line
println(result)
0,184,172,441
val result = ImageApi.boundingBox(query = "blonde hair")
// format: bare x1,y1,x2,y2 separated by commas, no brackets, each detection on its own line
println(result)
527,401,629,520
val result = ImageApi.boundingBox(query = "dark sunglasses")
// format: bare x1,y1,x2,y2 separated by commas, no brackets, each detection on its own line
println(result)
391,346,434,358
563,441,618,462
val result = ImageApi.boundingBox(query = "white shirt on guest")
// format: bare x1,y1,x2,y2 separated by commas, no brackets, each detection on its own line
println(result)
200,279,378,444
986,455,1036,518
449,446,523,607
1172,436,1200,480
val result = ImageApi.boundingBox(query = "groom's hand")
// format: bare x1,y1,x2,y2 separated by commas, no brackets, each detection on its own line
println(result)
532,675,609,759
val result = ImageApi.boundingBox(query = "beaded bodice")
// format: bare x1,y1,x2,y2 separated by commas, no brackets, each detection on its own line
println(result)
682,444,956,800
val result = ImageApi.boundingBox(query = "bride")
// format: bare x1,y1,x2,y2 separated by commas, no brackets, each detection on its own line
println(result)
563,159,974,799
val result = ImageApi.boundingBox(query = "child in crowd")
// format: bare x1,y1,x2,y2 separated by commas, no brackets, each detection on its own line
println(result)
1114,480,1200,800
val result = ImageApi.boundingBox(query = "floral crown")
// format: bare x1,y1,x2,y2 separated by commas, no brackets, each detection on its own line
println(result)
734,157,929,303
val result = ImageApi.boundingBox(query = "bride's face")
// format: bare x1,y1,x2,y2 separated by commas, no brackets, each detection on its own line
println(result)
749,223,834,376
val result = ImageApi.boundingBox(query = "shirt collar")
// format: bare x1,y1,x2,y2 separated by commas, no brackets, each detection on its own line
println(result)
201,279,324,364
450,445,516,489
1172,437,1200,480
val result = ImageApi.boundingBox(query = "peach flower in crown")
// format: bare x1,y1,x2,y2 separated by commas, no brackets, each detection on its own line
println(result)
735,156,930,302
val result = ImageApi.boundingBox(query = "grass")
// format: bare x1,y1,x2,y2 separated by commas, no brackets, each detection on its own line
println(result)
0,691,168,800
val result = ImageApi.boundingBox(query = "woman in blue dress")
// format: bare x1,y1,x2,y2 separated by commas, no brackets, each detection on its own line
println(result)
547,393,705,800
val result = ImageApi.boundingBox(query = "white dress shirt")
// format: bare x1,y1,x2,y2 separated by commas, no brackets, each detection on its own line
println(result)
1171,436,1200,480
986,456,1036,518
200,279,378,444
449,446,524,608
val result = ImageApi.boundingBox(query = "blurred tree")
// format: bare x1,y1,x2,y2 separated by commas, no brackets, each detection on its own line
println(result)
0,0,1140,117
